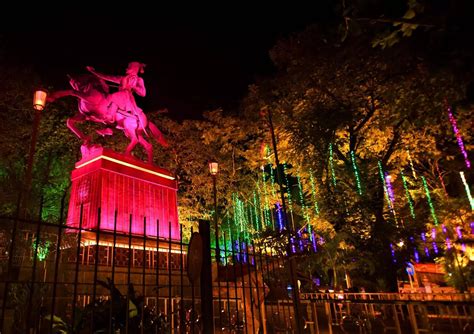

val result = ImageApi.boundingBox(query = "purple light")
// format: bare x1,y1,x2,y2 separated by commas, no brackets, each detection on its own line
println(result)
432,242,439,254
431,228,436,240
456,226,463,239
471,222,474,235
414,249,420,263
390,243,396,263
442,224,447,234
446,238,452,250
462,244,466,252
290,237,296,254
297,231,304,252
421,233,426,242
276,202,284,231
235,241,240,262
424,247,430,257
311,231,317,252
448,108,470,168
385,172,395,203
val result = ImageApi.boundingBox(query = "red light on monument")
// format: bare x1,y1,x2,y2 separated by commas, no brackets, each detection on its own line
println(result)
33,89,48,111
209,161,218,176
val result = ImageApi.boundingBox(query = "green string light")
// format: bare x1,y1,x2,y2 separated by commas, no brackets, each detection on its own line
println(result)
421,176,439,226
350,151,363,195
269,165,277,198
253,191,260,231
460,172,474,210
283,163,294,213
297,172,311,225
329,143,337,187
401,170,416,219
309,168,320,216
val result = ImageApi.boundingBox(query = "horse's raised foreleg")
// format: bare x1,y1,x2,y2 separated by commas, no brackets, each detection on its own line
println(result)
67,113,91,144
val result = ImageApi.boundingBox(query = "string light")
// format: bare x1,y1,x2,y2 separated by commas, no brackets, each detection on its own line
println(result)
390,243,396,263
421,176,439,225
414,248,420,263
448,106,471,168
401,171,416,219
311,231,317,252
269,165,277,198
442,224,447,235
385,173,395,203
276,202,284,231
261,168,271,227
406,148,417,179
432,242,439,254
309,169,320,216
378,162,393,210
329,143,337,187
460,172,474,210
446,238,452,250
350,151,363,195
253,191,260,232
456,226,462,239
297,173,310,225
283,163,294,213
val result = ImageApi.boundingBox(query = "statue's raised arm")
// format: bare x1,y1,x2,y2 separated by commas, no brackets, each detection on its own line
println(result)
86,66,122,84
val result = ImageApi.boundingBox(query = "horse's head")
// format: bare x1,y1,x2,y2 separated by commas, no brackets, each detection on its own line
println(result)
68,74,109,95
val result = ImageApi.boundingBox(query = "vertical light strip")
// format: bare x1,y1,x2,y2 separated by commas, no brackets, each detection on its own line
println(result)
460,172,474,210
448,106,471,168
350,151,362,195
329,143,337,187
422,176,439,225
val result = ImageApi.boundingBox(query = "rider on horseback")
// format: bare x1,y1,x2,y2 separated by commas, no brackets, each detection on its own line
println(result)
86,62,147,131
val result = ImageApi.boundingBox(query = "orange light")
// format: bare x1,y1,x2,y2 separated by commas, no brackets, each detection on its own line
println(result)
209,161,218,175
76,155,175,180
33,89,48,111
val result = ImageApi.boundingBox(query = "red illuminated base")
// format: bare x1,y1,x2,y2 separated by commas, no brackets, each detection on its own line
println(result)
67,148,180,240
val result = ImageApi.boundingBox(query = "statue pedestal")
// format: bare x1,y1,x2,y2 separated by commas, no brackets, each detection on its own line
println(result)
66,148,180,240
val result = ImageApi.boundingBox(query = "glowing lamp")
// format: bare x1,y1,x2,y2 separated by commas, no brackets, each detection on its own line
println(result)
33,89,48,111
208,161,218,176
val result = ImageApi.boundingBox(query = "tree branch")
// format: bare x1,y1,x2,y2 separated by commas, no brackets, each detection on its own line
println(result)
382,118,406,165
354,94,377,133
349,17,438,28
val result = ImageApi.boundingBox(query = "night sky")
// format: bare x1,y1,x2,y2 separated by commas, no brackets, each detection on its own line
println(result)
2,6,334,119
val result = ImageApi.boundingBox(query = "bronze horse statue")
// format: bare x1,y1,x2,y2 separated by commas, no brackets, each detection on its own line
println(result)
48,73,168,162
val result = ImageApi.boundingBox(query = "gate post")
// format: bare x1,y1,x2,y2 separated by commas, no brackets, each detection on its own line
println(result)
199,219,214,334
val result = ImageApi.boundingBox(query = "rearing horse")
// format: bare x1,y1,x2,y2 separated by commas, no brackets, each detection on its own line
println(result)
48,74,168,162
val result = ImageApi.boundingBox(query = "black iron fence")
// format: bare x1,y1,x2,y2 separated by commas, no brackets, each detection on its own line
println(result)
0,209,473,334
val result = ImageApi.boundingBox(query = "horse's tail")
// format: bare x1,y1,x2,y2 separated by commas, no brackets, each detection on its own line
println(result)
148,121,169,148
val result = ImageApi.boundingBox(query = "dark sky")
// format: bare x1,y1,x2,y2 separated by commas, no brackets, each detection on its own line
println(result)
2,6,334,119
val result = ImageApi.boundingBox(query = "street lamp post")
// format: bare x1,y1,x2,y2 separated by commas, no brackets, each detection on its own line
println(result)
209,160,220,264
21,89,48,217
262,107,304,334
